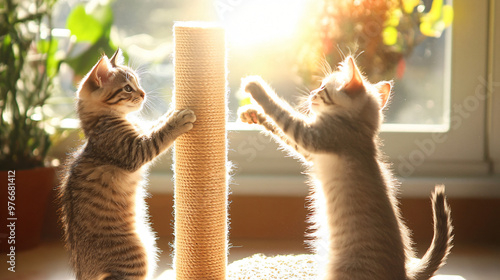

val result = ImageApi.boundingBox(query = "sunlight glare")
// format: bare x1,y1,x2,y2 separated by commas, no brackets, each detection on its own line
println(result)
219,0,308,46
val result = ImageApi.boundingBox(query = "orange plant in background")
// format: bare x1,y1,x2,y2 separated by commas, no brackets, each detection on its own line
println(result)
298,0,453,85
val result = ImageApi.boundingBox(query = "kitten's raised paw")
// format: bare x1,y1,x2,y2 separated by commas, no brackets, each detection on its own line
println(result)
242,76,267,101
173,109,196,131
238,105,263,125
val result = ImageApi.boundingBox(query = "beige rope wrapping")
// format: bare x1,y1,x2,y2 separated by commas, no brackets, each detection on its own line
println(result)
173,23,227,279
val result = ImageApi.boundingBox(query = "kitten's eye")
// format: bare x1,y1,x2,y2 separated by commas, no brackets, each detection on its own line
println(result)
124,85,133,92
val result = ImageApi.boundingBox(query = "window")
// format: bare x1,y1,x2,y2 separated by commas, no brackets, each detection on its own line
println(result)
51,0,498,197
221,0,496,197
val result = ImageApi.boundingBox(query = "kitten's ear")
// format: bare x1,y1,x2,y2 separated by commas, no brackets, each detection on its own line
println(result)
89,55,112,88
374,81,392,110
343,56,364,94
110,48,124,67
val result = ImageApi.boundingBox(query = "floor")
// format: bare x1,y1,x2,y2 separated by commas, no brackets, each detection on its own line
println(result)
0,238,499,280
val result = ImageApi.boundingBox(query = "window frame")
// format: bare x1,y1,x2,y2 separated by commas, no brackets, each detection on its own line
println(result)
492,0,500,175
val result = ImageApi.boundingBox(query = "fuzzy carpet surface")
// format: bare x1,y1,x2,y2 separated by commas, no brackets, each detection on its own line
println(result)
227,254,318,279
158,254,465,280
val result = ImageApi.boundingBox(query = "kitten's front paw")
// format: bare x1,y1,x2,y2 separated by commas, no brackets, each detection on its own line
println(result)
173,109,196,132
242,76,268,101
238,105,264,125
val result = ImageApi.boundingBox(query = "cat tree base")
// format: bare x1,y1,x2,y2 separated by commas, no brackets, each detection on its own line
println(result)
158,253,465,280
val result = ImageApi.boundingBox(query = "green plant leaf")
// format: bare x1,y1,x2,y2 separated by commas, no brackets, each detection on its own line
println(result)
427,0,443,22
65,36,117,77
443,5,454,27
64,2,116,77
66,5,103,44
2,34,11,49
37,39,60,77
239,97,252,107
420,1,453,38
87,1,114,28
385,9,401,27
402,0,420,14
383,26,398,46
420,21,438,37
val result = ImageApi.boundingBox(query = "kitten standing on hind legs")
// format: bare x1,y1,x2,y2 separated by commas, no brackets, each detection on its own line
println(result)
239,56,453,280
59,49,196,280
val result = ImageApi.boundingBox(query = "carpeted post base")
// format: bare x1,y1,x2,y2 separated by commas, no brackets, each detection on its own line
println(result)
158,254,466,280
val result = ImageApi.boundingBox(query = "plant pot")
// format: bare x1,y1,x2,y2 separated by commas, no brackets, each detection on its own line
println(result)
1,166,57,252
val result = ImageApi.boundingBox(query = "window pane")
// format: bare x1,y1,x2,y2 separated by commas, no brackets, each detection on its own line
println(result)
223,0,452,130
386,32,450,126
52,0,451,131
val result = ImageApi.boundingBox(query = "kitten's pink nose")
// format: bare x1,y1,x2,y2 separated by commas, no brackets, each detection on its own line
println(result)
139,90,145,99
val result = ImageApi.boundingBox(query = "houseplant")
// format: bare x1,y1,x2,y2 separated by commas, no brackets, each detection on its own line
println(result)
0,0,59,251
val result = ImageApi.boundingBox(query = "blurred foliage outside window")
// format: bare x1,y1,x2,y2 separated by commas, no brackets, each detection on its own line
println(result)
297,0,453,126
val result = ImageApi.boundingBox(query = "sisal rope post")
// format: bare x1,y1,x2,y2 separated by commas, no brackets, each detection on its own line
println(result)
173,22,228,279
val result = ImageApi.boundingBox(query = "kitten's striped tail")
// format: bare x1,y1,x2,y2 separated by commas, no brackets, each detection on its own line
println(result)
409,185,453,280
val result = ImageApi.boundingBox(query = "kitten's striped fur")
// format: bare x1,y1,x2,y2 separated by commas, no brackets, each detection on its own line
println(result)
59,49,196,280
239,56,453,280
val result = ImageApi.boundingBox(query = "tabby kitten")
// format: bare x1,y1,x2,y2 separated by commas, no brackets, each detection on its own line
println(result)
59,49,196,280
239,56,453,280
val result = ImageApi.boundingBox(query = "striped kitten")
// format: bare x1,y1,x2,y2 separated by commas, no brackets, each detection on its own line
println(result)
59,49,196,280
239,56,453,280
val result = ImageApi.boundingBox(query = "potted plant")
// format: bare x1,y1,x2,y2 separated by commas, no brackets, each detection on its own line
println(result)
0,0,59,251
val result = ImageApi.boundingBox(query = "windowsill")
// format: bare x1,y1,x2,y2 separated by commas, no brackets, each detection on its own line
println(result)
63,120,450,133
148,172,500,198
53,121,498,199
230,122,450,133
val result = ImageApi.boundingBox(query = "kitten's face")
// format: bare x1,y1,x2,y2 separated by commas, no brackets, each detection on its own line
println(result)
309,73,357,115
99,66,146,114
308,57,391,123
78,49,146,115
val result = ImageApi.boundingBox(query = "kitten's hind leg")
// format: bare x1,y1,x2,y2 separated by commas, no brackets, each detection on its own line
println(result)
239,105,311,161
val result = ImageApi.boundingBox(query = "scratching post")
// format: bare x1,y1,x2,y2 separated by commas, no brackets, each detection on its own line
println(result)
173,22,227,279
